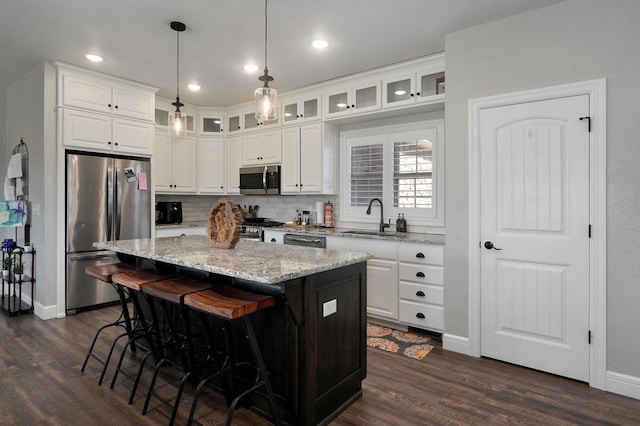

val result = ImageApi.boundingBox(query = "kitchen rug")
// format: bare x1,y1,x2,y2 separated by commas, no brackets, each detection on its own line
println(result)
366,323,438,360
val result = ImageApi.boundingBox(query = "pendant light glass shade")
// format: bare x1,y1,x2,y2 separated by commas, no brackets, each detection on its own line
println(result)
170,21,187,135
255,0,277,121
255,75,277,121
171,106,187,136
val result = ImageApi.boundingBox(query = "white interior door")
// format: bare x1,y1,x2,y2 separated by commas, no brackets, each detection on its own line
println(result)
479,95,590,382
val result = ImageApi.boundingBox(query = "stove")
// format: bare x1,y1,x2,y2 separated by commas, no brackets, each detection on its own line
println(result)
240,221,283,241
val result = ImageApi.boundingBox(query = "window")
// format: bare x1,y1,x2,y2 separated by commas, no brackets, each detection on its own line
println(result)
393,139,433,208
340,120,444,227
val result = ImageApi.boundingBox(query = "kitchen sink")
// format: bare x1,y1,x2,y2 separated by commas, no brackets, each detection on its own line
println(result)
340,230,401,237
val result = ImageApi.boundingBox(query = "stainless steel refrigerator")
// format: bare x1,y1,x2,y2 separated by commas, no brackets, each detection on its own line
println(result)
65,151,151,314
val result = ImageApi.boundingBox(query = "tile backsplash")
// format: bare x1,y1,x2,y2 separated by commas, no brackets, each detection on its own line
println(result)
156,194,337,225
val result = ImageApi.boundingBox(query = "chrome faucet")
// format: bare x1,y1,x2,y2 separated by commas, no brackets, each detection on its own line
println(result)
366,198,390,232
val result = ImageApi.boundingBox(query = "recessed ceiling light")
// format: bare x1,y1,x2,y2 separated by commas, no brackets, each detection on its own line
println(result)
244,64,259,73
311,39,329,49
394,90,407,96
85,54,103,62
188,83,201,91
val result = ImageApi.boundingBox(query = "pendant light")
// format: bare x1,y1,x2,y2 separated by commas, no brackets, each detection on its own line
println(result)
170,21,187,135
254,0,277,121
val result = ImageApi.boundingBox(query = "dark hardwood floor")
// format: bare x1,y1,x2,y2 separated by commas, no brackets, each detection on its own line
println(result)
1,306,639,425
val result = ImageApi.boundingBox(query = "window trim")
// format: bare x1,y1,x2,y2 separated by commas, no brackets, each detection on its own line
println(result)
339,119,444,228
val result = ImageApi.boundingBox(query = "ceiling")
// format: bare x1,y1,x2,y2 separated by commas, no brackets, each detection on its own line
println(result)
0,0,565,108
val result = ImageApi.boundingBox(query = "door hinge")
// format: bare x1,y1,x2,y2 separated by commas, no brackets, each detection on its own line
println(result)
589,224,592,238
588,330,592,344
579,116,591,132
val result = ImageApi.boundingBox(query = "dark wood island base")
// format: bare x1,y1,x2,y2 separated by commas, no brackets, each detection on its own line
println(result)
96,236,370,425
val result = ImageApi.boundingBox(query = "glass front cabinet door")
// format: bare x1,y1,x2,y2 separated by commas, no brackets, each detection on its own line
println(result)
282,92,321,124
382,57,445,108
324,81,380,118
198,109,225,135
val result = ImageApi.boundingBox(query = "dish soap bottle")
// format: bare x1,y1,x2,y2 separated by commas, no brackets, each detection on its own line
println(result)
397,214,407,232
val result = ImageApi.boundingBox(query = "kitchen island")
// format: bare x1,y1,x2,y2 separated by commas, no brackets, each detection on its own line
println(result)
94,235,371,425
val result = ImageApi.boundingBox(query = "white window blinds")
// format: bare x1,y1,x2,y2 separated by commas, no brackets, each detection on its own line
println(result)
393,139,433,208
349,144,384,206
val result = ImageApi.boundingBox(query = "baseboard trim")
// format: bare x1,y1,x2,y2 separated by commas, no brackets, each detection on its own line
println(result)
607,371,640,400
442,333,473,356
34,301,59,320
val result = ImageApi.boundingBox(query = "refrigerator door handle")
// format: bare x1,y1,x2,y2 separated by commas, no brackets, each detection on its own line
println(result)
115,166,122,240
69,252,116,261
107,164,113,241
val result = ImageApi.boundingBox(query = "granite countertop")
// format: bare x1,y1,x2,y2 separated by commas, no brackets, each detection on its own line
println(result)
266,226,446,245
94,236,371,285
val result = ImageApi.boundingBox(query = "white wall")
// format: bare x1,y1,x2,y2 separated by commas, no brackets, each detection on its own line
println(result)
6,62,57,317
444,0,640,378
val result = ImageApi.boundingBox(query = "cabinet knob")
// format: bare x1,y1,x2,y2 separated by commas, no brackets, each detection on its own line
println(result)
220,186,223,189
416,291,425,297
300,183,303,187
416,92,420,96
115,105,119,109
410,93,414,97
416,271,425,278
416,312,426,319
300,114,303,117
295,184,298,187
107,141,112,145
351,104,355,108
346,105,350,109
108,103,112,107
416,252,425,258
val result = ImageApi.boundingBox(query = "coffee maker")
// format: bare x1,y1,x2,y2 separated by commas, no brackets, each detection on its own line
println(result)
155,202,183,224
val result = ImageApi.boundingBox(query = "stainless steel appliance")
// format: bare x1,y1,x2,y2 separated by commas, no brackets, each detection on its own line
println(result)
239,165,280,195
283,234,327,248
65,151,151,314
155,201,182,224
240,220,284,241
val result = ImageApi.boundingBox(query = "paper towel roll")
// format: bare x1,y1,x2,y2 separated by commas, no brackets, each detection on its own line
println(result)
315,201,325,225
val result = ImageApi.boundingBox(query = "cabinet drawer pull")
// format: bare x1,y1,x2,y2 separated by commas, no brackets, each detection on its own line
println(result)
416,291,425,297
416,272,425,278
416,252,425,258
416,312,425,319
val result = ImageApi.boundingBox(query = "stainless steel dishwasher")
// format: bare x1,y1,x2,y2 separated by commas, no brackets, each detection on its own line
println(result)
283,233,326,248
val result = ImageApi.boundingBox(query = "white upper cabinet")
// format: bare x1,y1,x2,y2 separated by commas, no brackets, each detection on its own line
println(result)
61,73,155,121
198,111,225,135
225,136,242,195
226,107,243,134
198,136,226,194
241,130,282,166
57,62,157,155
281,91,321,124
382,56,445,109
155,131,197,193
62,108,153,155
281,123,336,194
324,80,381,119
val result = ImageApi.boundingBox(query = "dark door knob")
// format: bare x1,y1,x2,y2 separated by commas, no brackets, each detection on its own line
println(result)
484,241,502,250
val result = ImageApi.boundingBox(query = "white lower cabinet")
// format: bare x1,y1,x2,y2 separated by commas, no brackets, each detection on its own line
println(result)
262,230,445,332
397,242,445,331
325,236,399,321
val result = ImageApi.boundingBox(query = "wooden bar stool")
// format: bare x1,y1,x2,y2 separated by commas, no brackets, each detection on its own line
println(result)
141,276,214,425
184,285,282,426
108,269,175,401
81,262,136,385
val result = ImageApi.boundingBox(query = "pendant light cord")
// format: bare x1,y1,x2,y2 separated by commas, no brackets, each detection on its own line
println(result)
264,0,268,72
176,29,180,98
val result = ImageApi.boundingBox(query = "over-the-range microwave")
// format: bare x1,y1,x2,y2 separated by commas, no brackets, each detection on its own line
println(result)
239,165,280,195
